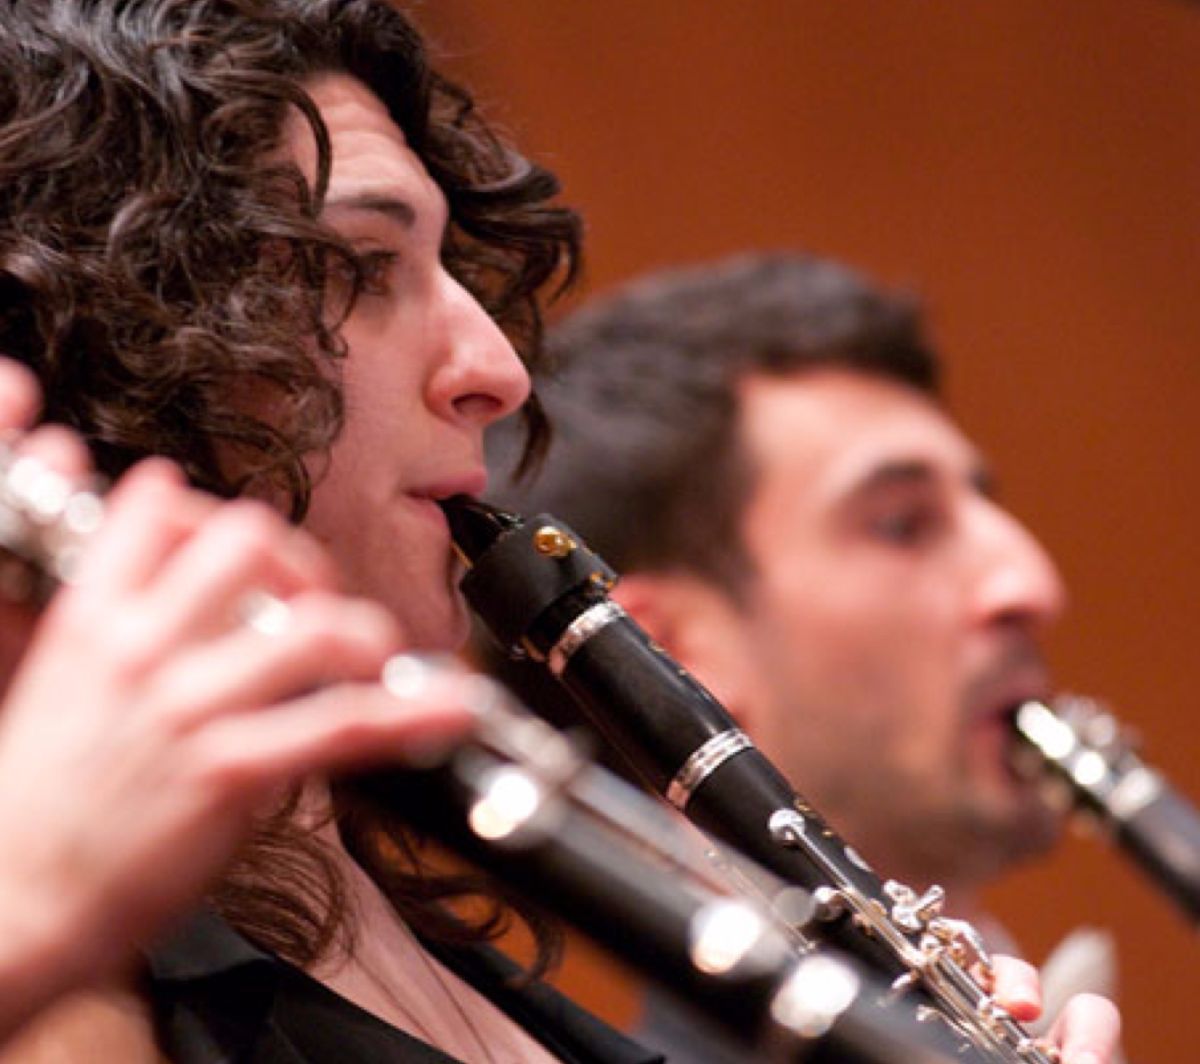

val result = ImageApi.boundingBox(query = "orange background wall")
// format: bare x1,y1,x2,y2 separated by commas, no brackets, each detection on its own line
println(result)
418,2,1200,1058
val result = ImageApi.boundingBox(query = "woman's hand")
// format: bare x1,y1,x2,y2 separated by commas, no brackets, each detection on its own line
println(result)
0,359,476,1039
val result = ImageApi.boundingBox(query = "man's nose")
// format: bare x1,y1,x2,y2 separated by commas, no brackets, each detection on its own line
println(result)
971,504,1068,630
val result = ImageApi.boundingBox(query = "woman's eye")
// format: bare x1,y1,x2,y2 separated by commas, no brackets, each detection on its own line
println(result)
358,250,399,295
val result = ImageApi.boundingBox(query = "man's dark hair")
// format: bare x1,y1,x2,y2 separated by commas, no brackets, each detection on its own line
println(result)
492,252,939,594
0,0,580,972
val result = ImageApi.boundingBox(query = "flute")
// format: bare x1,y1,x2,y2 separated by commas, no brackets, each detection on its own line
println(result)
442,495,1064,1063
0,443,975,1062
1013,695,1200,926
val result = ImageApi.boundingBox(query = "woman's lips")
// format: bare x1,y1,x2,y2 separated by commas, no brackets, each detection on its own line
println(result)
404,492,452,530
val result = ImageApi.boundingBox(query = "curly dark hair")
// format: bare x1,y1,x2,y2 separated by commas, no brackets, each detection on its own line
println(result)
0,0,579,973
0,0,578,514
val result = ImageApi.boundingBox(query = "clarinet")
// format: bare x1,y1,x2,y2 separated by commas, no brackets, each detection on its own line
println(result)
358,663,978,1063
441,495,1064,1064
0,443,977,1063
1012,695,1200,925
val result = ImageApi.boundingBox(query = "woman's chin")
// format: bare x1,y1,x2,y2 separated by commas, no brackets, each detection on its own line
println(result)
394,589,473,654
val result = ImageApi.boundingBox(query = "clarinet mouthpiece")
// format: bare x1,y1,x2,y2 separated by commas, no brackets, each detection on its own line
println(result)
437,495,522,567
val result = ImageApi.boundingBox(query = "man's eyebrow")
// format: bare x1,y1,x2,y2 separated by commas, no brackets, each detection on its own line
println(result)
323,193,416,227
849,459,939,497
844,459,998,498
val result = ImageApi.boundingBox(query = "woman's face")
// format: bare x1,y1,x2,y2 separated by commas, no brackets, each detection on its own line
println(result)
287,74,530,649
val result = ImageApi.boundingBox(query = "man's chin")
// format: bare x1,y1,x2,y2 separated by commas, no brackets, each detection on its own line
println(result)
968,789,1065,874
897,789,1064,888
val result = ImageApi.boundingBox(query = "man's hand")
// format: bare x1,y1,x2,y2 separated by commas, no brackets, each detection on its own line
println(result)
993,954,1122,1064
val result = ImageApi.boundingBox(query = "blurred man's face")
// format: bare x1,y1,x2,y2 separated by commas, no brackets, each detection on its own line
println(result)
714,369,1066,889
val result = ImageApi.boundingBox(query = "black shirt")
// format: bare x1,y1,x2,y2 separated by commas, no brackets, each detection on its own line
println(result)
147,910,662,1064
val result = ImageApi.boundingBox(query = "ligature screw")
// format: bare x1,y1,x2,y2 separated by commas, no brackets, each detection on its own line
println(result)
533,525,576,558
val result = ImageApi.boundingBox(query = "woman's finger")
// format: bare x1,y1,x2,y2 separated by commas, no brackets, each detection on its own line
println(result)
134,500,338,647
65,459,201,596
11,424,93,485
136,592,399,732
186,676,478,789
0,359,40,432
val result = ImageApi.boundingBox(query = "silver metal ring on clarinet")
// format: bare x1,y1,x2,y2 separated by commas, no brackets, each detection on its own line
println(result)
547,599,625,676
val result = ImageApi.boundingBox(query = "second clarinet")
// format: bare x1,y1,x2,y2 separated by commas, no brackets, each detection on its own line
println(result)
1013,695,1200,926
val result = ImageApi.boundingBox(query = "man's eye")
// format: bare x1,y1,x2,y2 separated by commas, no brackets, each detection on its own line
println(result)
869,507,938,546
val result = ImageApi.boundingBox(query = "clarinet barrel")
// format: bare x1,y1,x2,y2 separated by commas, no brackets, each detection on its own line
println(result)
1013,696,1200,925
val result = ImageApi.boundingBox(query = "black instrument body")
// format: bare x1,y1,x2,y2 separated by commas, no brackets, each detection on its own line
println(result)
444,497,1059,1063
1014,697,1200,925
0,444,976,1063
357,725,974,1063
537,595,896,958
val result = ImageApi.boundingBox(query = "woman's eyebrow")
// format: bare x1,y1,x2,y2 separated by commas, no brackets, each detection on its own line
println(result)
323,193,416,228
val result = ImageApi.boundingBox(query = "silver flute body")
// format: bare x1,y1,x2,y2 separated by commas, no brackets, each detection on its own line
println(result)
440,495,1063,1064
0,443,980,1062
1013,695,1200,925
